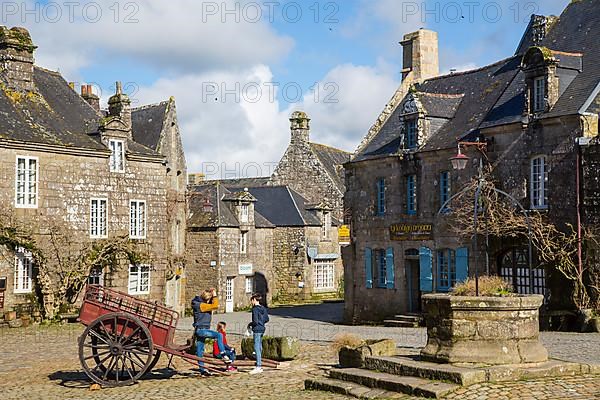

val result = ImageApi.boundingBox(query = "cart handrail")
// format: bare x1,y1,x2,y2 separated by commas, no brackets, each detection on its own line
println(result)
80,285,179,329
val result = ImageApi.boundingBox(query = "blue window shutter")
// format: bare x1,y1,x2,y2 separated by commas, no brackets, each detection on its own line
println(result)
419,247,433,292
365,248,373,289
455,247,469,284
386,247,395,289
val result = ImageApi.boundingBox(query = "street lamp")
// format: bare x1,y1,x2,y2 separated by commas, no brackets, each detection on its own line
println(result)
445,141,534,296
450,146,469,170
451,142,487,296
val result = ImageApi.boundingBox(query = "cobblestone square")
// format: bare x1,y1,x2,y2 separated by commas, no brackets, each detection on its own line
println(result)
0,304,599,400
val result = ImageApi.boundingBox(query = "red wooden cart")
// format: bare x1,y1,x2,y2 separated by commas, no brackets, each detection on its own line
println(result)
78,285,277,387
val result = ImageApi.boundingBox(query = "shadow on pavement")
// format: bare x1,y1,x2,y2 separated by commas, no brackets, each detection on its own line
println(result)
268,302,344,324
48,368,179,388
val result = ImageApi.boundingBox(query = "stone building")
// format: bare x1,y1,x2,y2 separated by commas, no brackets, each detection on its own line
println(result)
0,26,187,317
186,182,342,313
344,1,600,323
271,111,351,220
185,111,349,311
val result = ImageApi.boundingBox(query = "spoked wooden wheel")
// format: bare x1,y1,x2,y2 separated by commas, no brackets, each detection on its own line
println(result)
79,312,154,387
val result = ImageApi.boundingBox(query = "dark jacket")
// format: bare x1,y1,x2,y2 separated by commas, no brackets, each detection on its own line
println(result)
251,304,269,334
192,296,214,329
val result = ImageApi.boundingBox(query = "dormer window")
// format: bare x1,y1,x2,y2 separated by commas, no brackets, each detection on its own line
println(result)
533,76,546,112
405,119,417,149
240,204,249,223
109,139,125,173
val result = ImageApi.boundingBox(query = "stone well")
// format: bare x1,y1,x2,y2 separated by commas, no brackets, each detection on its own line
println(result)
420,294,548,365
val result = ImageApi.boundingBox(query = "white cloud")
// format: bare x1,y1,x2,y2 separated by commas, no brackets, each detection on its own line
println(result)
8,0,294,77
136,65,290,179
136,60,400,178
287,59,400,152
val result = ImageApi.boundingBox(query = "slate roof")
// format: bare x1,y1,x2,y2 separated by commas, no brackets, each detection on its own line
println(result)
0,67,104,149
247,186,322,227
540,0,600,117
213,177,271,189
188,182,323,229
188,182,275,229
417,93,463,119
309,143,351,192
131,102,169,151
354,0,600,160
0,65,170,158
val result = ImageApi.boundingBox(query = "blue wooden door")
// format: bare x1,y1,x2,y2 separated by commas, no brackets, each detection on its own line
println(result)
419,247,433,292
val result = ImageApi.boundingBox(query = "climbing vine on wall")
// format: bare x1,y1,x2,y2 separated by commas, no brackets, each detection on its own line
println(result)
0,211,150,320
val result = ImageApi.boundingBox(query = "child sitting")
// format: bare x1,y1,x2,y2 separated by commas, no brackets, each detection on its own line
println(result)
213,321,237,372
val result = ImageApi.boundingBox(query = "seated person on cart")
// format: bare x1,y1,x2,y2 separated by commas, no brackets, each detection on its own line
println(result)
213,321,237,372
192,288,228,375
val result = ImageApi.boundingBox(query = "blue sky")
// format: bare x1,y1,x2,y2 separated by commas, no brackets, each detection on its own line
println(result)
14,0,570,177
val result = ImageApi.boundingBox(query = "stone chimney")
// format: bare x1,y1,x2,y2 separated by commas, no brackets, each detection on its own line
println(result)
108,81,132,130
0,26,37,92
400,29,439,82
289,110,310,145
81,84,100,113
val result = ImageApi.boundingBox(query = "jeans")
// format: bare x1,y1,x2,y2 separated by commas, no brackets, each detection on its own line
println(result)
253,333,263,367
218,347,236,363
195,328,225,369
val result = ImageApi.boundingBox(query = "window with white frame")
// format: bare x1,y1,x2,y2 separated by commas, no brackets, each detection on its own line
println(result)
15,156,38,208
87,267,104,286
530,156,548,209
128,264,150,295
130,200,146,239
240,231,247,254
109,139,125,172
322,211,331,239
90,198,108,238
314,260,335,289
14,248,33,293
240,204,249,223
533,77,546,112
245,276,254,293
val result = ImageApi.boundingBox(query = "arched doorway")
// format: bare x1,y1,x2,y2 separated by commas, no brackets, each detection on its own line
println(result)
498,248,546,296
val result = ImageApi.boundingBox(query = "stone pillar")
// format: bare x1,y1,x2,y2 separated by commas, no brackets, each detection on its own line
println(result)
400,29,439,82
0,26,37,92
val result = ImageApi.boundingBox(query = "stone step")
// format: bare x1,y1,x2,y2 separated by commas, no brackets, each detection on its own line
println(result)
329,368,459,398
364,356,487,386
393,314,422,323
383,320,419,328
305,378,409,399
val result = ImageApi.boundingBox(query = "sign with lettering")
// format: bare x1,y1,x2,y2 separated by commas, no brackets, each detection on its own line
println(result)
389,224,433,241
338,225,351,246
238,264,253,275
0,291,4,309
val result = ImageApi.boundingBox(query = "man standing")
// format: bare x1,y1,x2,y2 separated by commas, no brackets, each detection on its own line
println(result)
192,288,228,376
248,293,269,375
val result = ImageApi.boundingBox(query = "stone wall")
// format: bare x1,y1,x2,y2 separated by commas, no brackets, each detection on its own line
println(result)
271,137,344,219
344,113,587,322
0,146,172,314
272,227,307,302
217,226,274,311
184,229,219,308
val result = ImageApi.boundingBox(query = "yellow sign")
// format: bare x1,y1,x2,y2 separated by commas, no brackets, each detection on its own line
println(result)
338,225,351,245
389,224,432,241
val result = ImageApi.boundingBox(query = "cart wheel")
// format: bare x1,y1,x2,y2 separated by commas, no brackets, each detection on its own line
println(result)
79,312,154,387
142,350,162,377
